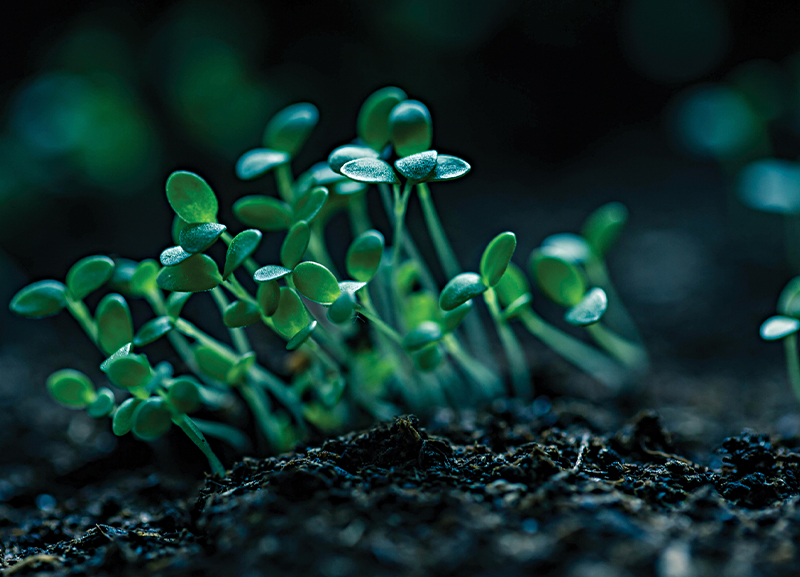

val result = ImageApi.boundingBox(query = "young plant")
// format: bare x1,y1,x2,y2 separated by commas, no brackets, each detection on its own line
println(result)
10,87,647,474
760,277,800,403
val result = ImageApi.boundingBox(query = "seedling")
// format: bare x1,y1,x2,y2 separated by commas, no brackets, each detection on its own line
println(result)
10,88,647,474
760,277,800,403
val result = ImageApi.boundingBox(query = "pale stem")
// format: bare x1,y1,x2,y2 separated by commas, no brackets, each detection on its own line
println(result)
483,287,532,399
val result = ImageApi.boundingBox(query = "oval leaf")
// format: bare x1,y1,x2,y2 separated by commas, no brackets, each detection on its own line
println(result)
309,162,347,186
338,280,367,294
223,229,262,280
389,100,432,157
564,287,608,327
112,398,142,436
129,260,160,296
328,145,380,174
439,272,487,312
166,171,218,224
480,232,516,288
223,300,262,328
346,230,385,282
157,254,222,293
395,150,438,182
327,292,356,324
541,233,591,264
340,158,399,184
357,86,408,150
160,246,192,267
779,276,800,318
257,280,281,316
195,345,235,382
100,343,132,372
254,264,292,283
293,261,341,304
281,221,311,270
96,293,134,356
179,223,227,254
412,343,443,372
233,195,292,231
530,248,587,307
47,369,96,408
263,102,319,157
167,377,202,414
66,255,115,301
104,354,153,390
272,287,310,338
132,397,172,441
10,280,67,318
760,315,800,341
402,321,443,352
292,186,328,224
166,292,192,319
286,321,317,351
581,202,628,257
86,388,116,418
428,155,471,182
133,316,175,346
227,352,256,386
235,148,290,180
440,300,473,333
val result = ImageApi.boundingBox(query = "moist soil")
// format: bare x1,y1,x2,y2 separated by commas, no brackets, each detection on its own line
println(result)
4,395,800,576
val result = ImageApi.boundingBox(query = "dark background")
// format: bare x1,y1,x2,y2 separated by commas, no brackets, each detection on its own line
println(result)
2,0,800,438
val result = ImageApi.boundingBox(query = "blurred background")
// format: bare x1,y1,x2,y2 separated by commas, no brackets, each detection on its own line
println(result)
3,0,800,480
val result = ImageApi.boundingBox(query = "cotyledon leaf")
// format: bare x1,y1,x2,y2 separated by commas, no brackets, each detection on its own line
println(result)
46,369,96,408
293,261,341,304
166,171,218,224
233,196,292,231
292,186,328,223
480,232,516,288
257,280,281,316
223,300,262,328
357,86,407,150
86,388,115,418
402,321,443,352
263,102,319,157
281,221,310,270
132,397,172,441
235,148,290,180
428,155,471,182
394,150,437,182
495,262,531,308
223,229,262,280
9,280,68,318
340,158,399,184
272,287,310,338
328,145,379,174
66,255,115,301
160,246,192,267
346,230,385,282
529,248,587,307
760,316,800,340
179,223,227,254
389,100,432,157
96,293,134,356
112,398,142,436
133,316,175,347
581,202,628,257
156,254,222,293
286,321,317,351
439,273,487,312
254,264,293,283
564,287,608,327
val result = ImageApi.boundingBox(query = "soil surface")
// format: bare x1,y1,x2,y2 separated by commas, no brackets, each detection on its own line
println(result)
3,398,800,576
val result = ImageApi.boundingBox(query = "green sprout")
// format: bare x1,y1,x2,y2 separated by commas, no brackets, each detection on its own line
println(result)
9,88,648,475
761,277,800,403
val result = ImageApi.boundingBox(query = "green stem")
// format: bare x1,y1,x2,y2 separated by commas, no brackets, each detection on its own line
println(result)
192,418,252,454
355,303,403,345
584,256,643,344
171,413,225,476
247,365,307,436
785,334,800,404
484,288,532,399
442,334,502,399
211,287,251,355
66,298,99,347
275,163,295,204
239,380,288,450
585,322,649,374
391,181,414,278
347,192,371,235
519,307,627,391
308,221,340,278
145,289,201,375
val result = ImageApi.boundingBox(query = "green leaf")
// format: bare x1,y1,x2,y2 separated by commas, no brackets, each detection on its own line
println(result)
292,186,328,223
541,233,591,264
327,292,356,324
309,162,347,185
428,155,471,182
160,246,192,267
403,291,440,330
132,397,172,441
335,180,368,196
66,255,115,300
402,321,443,352
167,377,202,414
233,195,292,231
86,388,115,418
112,398,142,436
495,263,531,308
10,280,68,318
272,287,310,338
46,369,96,408
346,230,385,282
529,248,587,307
96,294,134,356
107,258,138,295
235,148,290,180
440,300,473,333
338,280,367,294
778,276,800,318
223,229,262,280
389,100,432,157
257,280,281,316
293,261,341,304
253,264,292,283
480,232,516,288
357,86,408,150
172,215,190,245
394,150,438,182
104,354,153,390
263,102,319,157
166,171,218,224
133,316,175,346
564,288,608,327
500,294,532,322
227,352,256,385
328,145,380,174
223,300,262,328
179,223,227,254
166,292,192,319
287,321,317,351
581,202,628,257
412,343,442,372
195,345,235,382
281,221,310,269
129,259,160,296
760,315,800,340
157,254,222,293
100,343,132,372
340,158,399,184
439,272,487,311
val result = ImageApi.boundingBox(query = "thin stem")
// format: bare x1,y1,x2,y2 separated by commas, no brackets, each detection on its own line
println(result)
211,287,251,355
785,334,800,404
308,221,340,278
519,307,627,391
391,181,414,278
347,192,371,236
442,334,502,399
66,298,99,347
145,289,201,375
220,232,259,277
354,303,403,345
192,417,253,454
247,365,307,436
239,380,289,451
275,163,295,204
416,182,460,279
484,288,532,399
171,413,225,476
585,322,649,374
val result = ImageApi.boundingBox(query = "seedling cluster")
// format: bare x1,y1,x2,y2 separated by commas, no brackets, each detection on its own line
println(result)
10,88,647,474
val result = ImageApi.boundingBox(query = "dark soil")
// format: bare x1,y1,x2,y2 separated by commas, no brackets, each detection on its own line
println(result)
4,398,800,576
